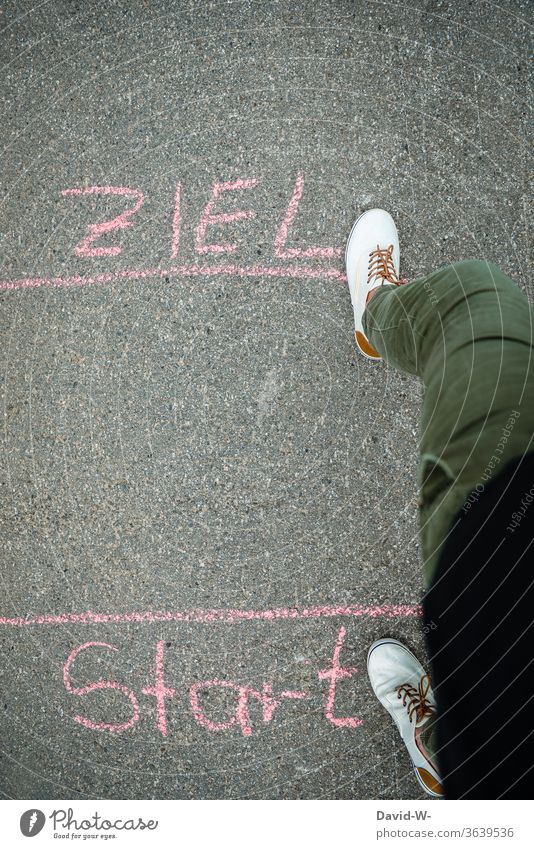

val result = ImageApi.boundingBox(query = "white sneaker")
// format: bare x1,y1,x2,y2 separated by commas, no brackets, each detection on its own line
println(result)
345,208,407,360
367,638,444,798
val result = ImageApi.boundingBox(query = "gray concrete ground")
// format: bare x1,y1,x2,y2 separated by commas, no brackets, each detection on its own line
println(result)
0,0,531,799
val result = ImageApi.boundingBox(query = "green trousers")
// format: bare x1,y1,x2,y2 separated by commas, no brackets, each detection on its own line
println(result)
363,260,534,587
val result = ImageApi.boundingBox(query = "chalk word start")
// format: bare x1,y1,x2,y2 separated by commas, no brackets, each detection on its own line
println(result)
1,173,347,292
64,626,360,737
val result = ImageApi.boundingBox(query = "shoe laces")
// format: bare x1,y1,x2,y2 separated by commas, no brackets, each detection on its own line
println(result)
396,674,435,724
367,244,408,288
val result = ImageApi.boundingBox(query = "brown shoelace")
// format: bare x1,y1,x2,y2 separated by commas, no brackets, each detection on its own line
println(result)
396,674,435,724
368,244,408,288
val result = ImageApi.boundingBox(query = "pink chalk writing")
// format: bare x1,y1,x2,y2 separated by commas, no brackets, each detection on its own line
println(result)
10,606,417,738
318,626,362,728
63,642,140,734
189,680,251,735
170,183,182,259
194,178,259,255
274,172,342,260
0,603,421,628
61,186,144,257
0,170,350,293
141,640,176,737
58,629,369,737
189,680,307,736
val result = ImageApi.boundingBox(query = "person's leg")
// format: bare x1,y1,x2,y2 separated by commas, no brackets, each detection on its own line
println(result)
363,259,534,586
362,257,534,796
348,212,534,797
423,451,534,798
346,210,447,796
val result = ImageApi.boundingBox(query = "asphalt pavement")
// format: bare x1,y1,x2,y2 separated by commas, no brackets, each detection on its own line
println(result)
0,0,531,799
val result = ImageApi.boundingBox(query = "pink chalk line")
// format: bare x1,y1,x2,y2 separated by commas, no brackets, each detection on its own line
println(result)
0,604,421,628
274,173,342,260
61,186,145,258
195,178,259,255
0,262,347,293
